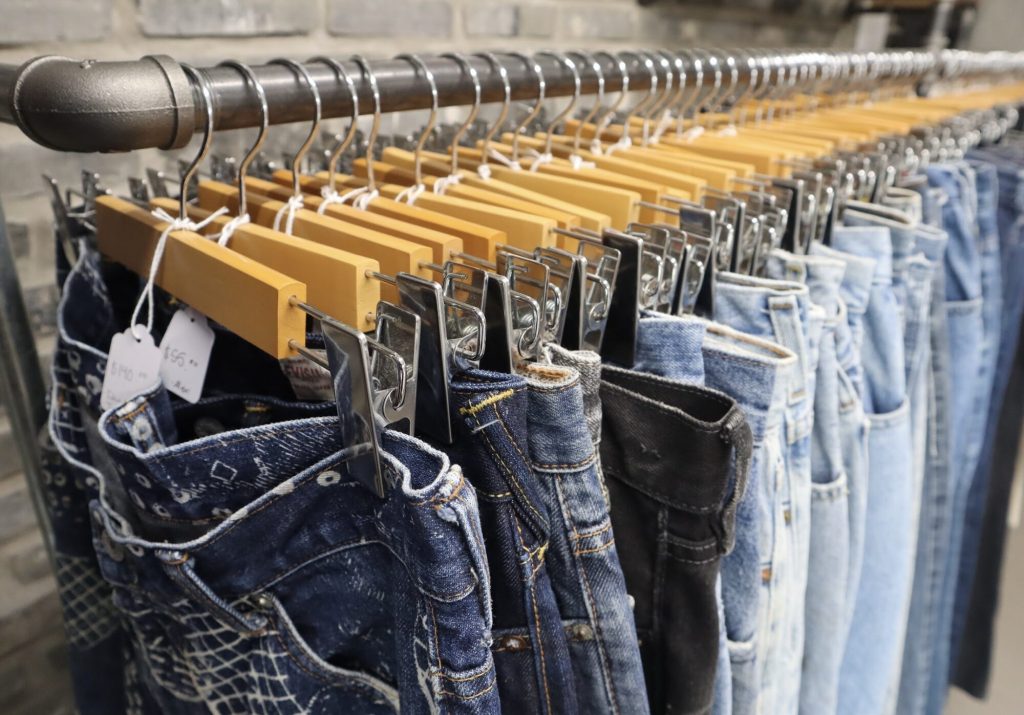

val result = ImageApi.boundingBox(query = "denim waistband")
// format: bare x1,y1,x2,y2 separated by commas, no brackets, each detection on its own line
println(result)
94,428,487,606
543,344,603,451
913,223,949,266
635,310,708,384
600,365,744,514
701,322,795,443
809,242,878,317
843,201,922,267
520,362,596,470
968,148,1024,213
766,248,846,319
831,225,894,285
881,187,924,224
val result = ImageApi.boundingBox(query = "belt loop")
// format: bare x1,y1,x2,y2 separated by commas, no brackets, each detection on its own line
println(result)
718,408,753,556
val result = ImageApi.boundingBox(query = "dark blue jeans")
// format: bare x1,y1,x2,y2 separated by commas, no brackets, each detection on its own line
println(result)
50,245,501,714
441,369,579,715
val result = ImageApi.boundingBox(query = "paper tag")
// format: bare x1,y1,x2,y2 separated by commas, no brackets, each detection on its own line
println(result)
279,353,334,401
159,308,215,404
100,327,163,410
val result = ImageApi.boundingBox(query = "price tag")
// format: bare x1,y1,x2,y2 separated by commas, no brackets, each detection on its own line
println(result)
100,327,163,410
159,308,215,403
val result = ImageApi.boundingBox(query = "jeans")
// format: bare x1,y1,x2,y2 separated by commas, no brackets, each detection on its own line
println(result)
714,273,815,715
51,248,501,714
522,361,650,715
953,147,1024,695
922,163,986,715
442,369,579,715
948,159,1002,667
831,224,913,715
600,365,752,715
767,249,855,715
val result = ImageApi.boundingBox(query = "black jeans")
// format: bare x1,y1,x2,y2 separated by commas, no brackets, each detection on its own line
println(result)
600,366,752,714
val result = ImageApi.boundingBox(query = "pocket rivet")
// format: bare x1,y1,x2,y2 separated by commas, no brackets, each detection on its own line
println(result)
254,594,273,610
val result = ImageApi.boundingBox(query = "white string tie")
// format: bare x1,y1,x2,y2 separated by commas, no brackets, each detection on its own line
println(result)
604,135,632,156
718,124,738,137
652,110,675,144
477,163,493,181
680,126,705,144
568,154,596,171
488,148,522,171
272,194,305,235
525,149,554,172
353,189,379,211
129,207,227,337
434,174,462,195
213,212,249,247
394,183,426,205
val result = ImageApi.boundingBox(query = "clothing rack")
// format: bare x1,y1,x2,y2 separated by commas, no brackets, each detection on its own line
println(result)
1,49,1019,154
1,46,1023,566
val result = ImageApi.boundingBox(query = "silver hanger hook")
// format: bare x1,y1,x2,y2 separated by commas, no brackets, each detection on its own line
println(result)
396,53,438,187
616,50,656,140
658,50,687,125
592,50,629,144
675,50,703,136
218,60,268,216
269,58,322,199
309,56,359,194
504,52,545,163
639,50,672,145
569,50,605,154
475,52,511,168
179,64,216,222
351,55,381,192
536,51,580,155
440,52,480,176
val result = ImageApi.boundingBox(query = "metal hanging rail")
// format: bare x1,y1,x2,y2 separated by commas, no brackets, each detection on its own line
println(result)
6,48,1021,155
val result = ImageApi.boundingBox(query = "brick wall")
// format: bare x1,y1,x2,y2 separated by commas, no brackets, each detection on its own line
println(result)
0,0,859,711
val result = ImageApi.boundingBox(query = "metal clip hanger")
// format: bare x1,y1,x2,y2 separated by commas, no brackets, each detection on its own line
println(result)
551,227,620,352
677,205,718,317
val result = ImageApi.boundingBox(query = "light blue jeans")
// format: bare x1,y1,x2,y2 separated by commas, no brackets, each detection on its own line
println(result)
767,249,858,715
715,274,815,715
831,224,913,715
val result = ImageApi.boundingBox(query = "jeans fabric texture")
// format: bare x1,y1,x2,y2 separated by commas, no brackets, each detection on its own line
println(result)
521,361,650,715
440,369,579,715
600,365,752,715
714,273,815,715
49,246,502,714
830,224,914,715
767,249,856,715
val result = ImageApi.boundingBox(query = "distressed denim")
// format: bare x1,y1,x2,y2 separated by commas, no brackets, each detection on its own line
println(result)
703,326,796,715
49,248,501,714
767,249,855,715
714,274,815,715
831,225,914,715
809,242,877,633
633,311,708,385
442,370,578,715
600,366,752,715
522,361,650,715
952,148,1024,693
921,163,986,715
948,159,1002,667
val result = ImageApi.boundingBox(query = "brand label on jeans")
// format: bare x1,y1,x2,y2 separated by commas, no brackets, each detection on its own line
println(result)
159,308,215,404
100,327,162,410
280,353,334,401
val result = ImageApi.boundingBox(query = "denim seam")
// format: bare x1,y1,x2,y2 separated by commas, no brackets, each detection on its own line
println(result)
604,468,724,514
562,480,621,714
532,453,598,471
607,369,735,412
466,406,548,533
575,541,616,556
518,516,554,715
436,679,499,702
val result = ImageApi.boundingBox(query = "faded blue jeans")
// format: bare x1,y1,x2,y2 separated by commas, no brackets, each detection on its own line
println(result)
715,274,815,715
832,224,913,715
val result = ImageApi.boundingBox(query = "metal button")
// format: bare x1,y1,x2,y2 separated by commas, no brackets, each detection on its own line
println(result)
568,623,594,641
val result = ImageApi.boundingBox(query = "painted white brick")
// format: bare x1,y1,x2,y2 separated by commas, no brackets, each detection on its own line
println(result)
138,0,318,38
328,0,453,37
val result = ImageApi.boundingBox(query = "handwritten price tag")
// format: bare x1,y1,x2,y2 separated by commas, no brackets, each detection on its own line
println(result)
100,327,163,410
159,308,215,403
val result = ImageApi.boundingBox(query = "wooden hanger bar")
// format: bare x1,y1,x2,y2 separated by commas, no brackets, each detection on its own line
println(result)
95,195,306,358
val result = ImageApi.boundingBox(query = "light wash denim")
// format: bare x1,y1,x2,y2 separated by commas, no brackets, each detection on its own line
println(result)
715,274,815,715
896,213,954,715
767,249,857,715
809,242,877,634
922,162,986,715
831,224,914,715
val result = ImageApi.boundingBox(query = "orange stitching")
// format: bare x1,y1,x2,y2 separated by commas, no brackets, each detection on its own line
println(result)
575,539,616,556
458,389,516,416
573,521,613,541
437,677,498,701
